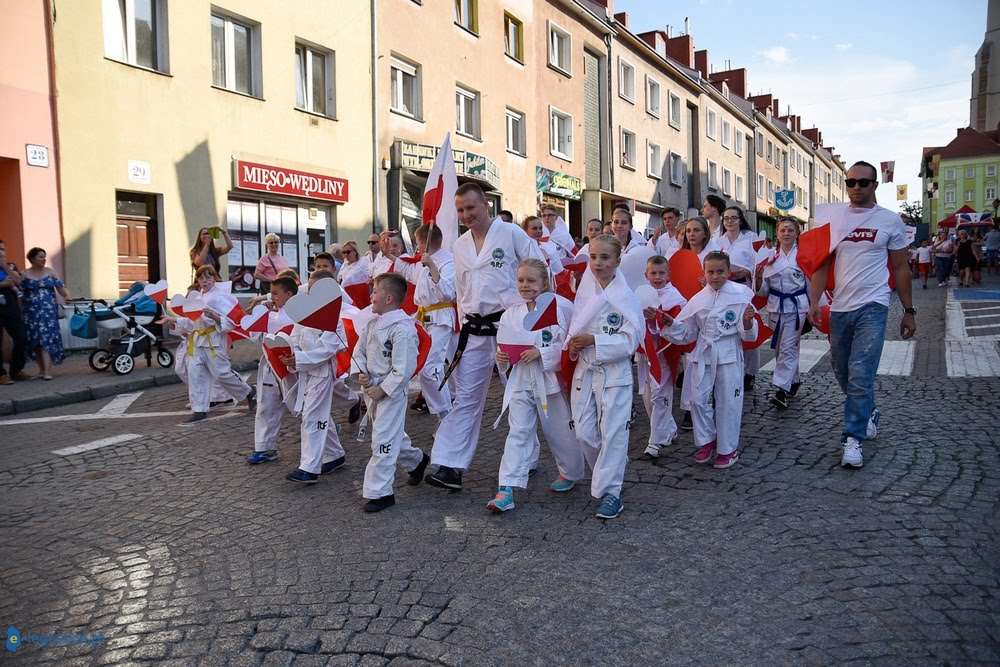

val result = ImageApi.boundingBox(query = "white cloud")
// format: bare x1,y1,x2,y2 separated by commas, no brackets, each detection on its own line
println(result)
835,42,853,51
760,46,793,65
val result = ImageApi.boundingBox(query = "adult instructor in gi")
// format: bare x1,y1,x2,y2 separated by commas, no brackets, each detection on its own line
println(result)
424,183,543,490
808,161,915,469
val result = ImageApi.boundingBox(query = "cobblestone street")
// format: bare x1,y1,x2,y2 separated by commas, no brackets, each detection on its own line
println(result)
1,279,998,666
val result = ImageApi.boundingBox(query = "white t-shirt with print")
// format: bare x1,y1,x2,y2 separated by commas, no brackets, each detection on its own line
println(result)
831,206,907,312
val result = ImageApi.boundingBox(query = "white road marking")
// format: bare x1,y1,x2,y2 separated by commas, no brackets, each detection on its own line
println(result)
95,392,142,416
760,339,829,374
1,410,240,427
945,340,1000,377
53,433,142,456
876,341,915,376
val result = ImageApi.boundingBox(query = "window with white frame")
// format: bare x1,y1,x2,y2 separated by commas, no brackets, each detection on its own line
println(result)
966,167,975,178
722,119,732,150
550,106,573,159
706,108,718,140
295,42,335,117
735,129,744,157
621,128,636,169
945,168,956,180
797,186,804,204
797,152,803,173
647,141,661,179
757,173,765,199
454,0,477,33
767,179,775,202
987,186,997,199
211,12,260,96
988,165,998,177
766,140,774,163
945,190,956,204
646,77,660,117
707,160,719,190
619,58,635,102
504,13,523,62
390,56,421,118
455,85,480,139
103,0,168,71
723,168,732,195
736,175,745,202
668,92,681,129
756,132,764,157
505,107,525,156
966,189,975,202
548,22,571,75
669,152,684,185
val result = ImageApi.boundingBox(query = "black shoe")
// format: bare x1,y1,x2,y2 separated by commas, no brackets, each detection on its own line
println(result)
348,397,363,424
743,374,756,392
425,465,463,490
408,453,430,486
364,494,395,512
771,389,788,410
246,386,257,411
409,395,429,414
680,411,693,431
528,468,538,478
181,412,208,425
675,370,685,389
320,456,346,474
789,382,801,397
286,468,318,484
209,399,233,408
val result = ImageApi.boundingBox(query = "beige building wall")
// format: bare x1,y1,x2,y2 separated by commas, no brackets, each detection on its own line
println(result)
53,0,373,298
786,137,813,221
697,94,753,214
754,119,787,216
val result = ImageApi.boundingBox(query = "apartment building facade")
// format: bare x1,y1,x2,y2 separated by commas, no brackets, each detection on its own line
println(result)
922,127,1000,232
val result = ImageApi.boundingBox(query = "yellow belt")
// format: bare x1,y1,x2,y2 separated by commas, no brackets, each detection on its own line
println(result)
415,301,455,322
188,326,218,357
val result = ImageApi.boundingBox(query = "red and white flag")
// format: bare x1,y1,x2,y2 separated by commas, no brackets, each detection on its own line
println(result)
796,203,883,288
422,133,460,251
880,161,895,183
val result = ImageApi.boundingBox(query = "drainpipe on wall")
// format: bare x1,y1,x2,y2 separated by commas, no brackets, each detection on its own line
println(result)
605,31,614,201
45,0,66,275
370,0,379,234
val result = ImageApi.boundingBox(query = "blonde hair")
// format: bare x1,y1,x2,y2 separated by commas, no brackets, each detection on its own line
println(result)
591,234,622,258
518,258,552,292
264,232,281,245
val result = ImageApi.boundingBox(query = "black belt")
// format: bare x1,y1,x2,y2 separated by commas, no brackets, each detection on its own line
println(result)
438,311,503,390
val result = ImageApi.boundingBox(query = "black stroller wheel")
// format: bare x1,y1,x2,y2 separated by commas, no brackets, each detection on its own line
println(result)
113,354,135,375
89,349,113,372
156,349,174,368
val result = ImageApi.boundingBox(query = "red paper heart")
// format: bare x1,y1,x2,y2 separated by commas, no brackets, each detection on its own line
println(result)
668,250,704,300
262,332,293,380
499,343,534,364
240,305,270,333
143,279,168,304
284,277,343,332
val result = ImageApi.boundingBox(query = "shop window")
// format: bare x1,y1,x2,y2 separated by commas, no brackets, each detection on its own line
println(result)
211,11,261,96
295,42,335,118
225,200,262,293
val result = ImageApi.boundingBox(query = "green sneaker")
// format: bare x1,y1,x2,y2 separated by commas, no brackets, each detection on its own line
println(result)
548,475,575,493
486,486,515,513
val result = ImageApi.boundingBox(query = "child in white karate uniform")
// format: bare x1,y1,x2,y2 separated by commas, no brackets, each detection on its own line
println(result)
638,255,687,460
568,235,642,520
662,251,758,469
487,259,585,513
756,218,809,409
172,266,256,425
280,271,347,484
353,273,429,512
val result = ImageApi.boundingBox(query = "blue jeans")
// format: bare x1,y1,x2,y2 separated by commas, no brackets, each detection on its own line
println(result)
934,256,953,283
829,303,888,442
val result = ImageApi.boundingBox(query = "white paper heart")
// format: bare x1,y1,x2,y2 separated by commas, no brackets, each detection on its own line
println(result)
620,246,657,290
522,292,559,332
284,277,343,331
263,331,292,349
268,310,294,335
215,281,233,294
634,284,661,310
143,279,168,304
240,305,270,333
181,291,206,321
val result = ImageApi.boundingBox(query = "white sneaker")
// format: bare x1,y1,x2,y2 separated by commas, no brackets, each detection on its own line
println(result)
841,437,863,468
866,408,880,439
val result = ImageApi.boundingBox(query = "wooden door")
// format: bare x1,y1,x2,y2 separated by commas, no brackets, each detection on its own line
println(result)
116,215,151,295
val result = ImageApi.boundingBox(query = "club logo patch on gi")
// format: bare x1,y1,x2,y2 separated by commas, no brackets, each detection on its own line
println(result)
541,330,553,344
724,310,736,322
491,247,506,268
607,312,622,327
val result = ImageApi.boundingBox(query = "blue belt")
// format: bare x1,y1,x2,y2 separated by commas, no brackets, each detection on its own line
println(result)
769,287,808,349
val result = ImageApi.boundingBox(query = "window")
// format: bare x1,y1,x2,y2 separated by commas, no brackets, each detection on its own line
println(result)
797,186,804,204
504,13,523,62
797,152,803,173
548,22,571,75
987,187,997,199
454,0,477,33
966,167,975,178
757,173,765,199
735,130,744,157
756,132,764,157
988,165,998,177
102,0,168,71
722,120,732,150
945,190,956,204
455,85,480,139
706,108,718,140
647,141,661,178
945,168,956,180
390,56,421,119
619,58,635,102
621,128,636,169
646,77,660,117
669,152,684,185
506,108,525,156
707,160,719,190
668,92,681,129
295,43,335,117
723,168,732,195
550,106,573,160
766,140,774,163
736,175,745,202
211,12,260,96
966,189,975,202
767,179,775,203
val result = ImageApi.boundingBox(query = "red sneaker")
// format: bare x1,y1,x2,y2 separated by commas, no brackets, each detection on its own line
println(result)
713,450,740,469
694,441,716,464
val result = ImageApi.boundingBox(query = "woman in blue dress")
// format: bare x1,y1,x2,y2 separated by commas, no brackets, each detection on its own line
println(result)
21,247,70,379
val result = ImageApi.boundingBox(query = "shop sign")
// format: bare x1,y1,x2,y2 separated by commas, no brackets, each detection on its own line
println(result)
234,160,348,203
397,141,500,188
535,166,582,201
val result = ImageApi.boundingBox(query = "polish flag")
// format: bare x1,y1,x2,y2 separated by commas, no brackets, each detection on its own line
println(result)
522,292,560,332
422,133,459,251
797,203,883,290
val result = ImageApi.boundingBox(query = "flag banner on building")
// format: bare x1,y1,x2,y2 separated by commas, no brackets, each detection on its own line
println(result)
421,133,459,251
880,161,895,183
896,184,907,200
956,212,992,225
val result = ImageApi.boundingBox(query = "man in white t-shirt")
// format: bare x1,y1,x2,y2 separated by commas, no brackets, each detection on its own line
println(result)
808,161,915,469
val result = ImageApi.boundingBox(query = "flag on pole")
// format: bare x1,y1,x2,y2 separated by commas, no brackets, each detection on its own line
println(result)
896,184,907,201
880,161,895,183
422,133,460,251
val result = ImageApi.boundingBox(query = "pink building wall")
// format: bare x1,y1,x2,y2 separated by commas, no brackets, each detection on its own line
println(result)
0,0,63,275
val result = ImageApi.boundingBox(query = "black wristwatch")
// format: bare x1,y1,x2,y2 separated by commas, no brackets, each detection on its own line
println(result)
904,307,916,315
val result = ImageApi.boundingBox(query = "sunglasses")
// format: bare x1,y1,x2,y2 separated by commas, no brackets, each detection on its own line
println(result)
367,240,379,245
845,178,876,188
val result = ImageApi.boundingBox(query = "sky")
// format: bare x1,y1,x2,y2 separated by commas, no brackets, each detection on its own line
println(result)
616,0,987,218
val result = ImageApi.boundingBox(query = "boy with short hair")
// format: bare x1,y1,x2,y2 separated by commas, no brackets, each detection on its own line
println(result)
353,272,429,512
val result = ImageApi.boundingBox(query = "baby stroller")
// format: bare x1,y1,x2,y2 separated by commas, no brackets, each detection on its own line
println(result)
68,282,175,375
